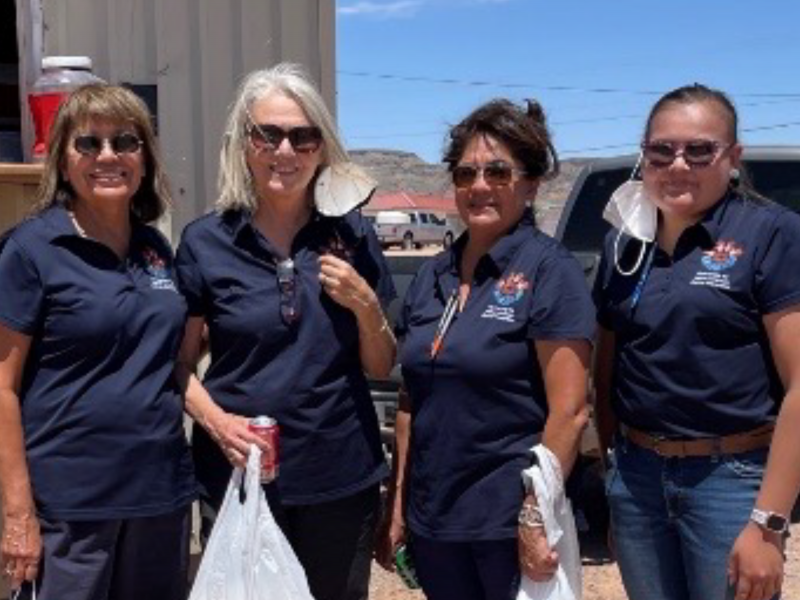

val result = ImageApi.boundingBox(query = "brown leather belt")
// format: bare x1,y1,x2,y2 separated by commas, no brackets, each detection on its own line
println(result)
620,423,774,458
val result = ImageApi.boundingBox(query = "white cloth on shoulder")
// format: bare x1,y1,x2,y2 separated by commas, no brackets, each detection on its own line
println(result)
516,444,582,600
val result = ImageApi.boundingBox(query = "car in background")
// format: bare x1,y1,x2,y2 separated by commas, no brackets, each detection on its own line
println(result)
373,209,460,249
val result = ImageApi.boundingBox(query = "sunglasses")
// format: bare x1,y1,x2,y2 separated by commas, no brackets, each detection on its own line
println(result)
451,160,526,189
247,123,323,154
73,132,143,156
277,259,301,325
641,139,730,169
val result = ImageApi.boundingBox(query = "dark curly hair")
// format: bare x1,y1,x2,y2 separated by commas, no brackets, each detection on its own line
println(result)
443,98,559,182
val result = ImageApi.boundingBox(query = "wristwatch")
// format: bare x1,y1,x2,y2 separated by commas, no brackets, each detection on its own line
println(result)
750,508,789,535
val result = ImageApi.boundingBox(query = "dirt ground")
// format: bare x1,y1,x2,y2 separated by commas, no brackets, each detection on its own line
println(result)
368,524,800,600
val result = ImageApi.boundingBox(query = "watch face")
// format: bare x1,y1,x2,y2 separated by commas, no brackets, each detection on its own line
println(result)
766,513,788,532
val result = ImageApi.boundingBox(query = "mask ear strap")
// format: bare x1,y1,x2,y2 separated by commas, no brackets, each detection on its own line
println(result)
614,227,648,277
631,152,644,181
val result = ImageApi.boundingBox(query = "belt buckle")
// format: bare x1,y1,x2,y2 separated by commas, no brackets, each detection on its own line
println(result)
651,434,667,457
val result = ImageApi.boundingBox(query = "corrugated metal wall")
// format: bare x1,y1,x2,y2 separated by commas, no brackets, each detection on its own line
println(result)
40,0,335,239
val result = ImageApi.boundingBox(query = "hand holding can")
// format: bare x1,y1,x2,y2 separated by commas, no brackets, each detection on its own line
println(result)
248,416,280,483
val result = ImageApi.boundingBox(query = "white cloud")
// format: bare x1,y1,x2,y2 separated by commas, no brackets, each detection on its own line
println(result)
337,1,424,18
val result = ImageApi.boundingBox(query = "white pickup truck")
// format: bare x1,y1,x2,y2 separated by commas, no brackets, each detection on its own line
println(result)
372,210,462,249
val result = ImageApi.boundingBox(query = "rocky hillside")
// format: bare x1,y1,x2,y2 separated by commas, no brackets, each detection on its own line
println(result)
351,149,591,234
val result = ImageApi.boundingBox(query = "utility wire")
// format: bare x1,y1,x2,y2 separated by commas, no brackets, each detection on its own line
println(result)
338,70,800,99
560,121,800,156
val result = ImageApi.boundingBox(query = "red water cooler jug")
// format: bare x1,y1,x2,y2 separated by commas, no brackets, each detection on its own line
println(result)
28,56,105,161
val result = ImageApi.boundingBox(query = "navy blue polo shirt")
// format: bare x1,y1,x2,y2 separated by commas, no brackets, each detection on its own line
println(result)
397,210,595,541
175,209,394,505
594,193,800,438
0,206,197,520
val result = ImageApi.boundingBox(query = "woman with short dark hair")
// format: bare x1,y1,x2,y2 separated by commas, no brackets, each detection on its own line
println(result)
378,98,593,599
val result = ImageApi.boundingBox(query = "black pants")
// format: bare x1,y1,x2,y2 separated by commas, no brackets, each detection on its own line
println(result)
412,535,520,600
200,484,380,600
18,507,191,600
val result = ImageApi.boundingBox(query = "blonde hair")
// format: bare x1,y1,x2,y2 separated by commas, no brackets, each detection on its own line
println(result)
34,83,172,222
216,63,349,212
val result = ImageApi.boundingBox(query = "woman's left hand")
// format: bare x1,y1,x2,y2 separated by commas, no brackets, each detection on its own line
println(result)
518,521,559,582
728,522,784,600
318,254,376,316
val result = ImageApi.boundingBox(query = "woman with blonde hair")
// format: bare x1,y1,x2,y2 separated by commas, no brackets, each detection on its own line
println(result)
176,63,395,600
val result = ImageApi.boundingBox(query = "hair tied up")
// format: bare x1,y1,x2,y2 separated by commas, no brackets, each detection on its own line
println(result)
525,99,546,125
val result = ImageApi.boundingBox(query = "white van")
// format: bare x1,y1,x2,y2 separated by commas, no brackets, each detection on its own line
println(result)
373,210,460,249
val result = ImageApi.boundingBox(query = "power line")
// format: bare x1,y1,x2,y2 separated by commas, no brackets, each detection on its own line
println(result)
559,121,800,156
338,70,800,99
346,109,800,142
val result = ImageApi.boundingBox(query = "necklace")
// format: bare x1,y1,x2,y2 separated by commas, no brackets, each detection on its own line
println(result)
67,210,88,238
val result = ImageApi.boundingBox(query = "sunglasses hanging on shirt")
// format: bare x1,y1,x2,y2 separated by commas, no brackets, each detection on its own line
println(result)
277,259,301,325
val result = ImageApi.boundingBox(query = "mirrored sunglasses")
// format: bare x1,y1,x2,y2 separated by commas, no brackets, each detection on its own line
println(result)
73,132,143,156
641,139,730,169
247,123,323,154
277,259,301,325
451,160,525,189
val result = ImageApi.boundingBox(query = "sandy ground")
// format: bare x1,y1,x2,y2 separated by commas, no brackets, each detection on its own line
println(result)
368,525,800,600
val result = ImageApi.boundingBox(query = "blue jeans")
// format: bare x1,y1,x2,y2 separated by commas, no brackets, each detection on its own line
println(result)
606,435,775,600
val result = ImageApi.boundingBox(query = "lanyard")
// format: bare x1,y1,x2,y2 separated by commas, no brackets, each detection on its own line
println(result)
430,289,459,359
630,243,656,311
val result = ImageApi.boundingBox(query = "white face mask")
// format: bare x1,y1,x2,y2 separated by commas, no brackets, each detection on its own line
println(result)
602,156,658,275
314,162,376,217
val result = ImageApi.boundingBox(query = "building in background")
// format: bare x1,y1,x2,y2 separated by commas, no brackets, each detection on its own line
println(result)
3,0,335,240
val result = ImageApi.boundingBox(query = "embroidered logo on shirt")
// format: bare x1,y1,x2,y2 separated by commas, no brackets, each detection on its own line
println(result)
142,247,177,292
690,240,744,290
482,272,529,322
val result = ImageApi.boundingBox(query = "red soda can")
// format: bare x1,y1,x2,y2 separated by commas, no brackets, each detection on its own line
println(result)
248,416,279,483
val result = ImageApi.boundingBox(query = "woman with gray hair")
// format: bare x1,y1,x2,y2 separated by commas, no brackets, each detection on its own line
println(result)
175,63,396,600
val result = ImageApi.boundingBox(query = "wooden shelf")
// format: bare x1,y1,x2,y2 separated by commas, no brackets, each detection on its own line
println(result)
0,161,43,185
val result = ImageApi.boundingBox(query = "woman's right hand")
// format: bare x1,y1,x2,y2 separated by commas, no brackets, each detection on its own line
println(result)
1,512,41,590
375,505,405,571
204,409,271,469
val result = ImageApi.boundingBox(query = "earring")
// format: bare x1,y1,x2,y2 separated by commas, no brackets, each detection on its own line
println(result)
729,168,740,189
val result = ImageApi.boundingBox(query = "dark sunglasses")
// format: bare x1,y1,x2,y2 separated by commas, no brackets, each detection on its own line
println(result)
451,160,526,189
247,123,323,154
641,139,730,169
73,132,143,156
277,259,301,325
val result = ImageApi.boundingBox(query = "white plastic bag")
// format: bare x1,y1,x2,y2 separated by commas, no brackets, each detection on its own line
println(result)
10,581,36,600
516,445,582,600
188,446,315,600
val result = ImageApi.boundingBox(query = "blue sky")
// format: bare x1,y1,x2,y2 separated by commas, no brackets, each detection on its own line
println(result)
335,0,800,163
